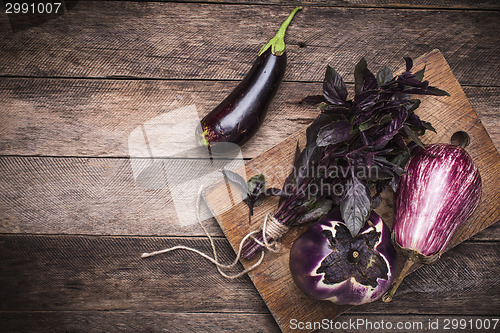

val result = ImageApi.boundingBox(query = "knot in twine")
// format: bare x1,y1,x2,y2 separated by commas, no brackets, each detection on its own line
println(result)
250,213,289,253
141,186,289,279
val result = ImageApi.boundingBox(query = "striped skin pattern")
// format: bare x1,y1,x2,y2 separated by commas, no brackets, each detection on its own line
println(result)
393,144,482,257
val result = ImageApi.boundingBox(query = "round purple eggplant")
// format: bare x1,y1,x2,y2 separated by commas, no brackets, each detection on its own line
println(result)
196,7,301,153
289,210,397,305
383,143,482,302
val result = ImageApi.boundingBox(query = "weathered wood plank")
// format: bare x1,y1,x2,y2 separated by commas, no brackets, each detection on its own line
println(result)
0,156,497,238
0,79,318,158
0,235,267,313
0,156,227,236
0,2,499,86
57,0,500,10
1,312,499,333
0,311,281,333
0,235,497,316
469,221,500,241
463,86,500,153
0,80,498,159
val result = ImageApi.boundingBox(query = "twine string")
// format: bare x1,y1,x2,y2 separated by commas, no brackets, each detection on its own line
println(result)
141,186,289,279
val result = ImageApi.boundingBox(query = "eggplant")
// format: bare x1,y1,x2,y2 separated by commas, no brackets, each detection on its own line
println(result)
196,7,302,153
289,210,397,305
383,143,482,302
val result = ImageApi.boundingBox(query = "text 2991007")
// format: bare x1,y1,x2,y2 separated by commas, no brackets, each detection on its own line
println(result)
5,2,62,14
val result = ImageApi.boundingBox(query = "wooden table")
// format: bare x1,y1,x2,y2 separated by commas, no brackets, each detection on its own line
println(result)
1,1,498,332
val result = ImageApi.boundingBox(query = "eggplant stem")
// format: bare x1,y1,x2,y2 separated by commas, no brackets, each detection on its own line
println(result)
382,257,415,303
259,6,302,56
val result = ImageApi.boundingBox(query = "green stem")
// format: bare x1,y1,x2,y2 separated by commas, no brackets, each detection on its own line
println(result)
258,6,302,56
382,257,415,303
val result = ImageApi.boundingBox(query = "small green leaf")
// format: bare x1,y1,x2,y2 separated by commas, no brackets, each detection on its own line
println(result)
403,124,426,149
414,66,426,81
406,99,421,113
359,120,375,132
377,66,393,86
247,174,266,193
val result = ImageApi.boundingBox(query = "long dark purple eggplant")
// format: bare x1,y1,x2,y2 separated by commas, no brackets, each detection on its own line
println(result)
196,7,302,153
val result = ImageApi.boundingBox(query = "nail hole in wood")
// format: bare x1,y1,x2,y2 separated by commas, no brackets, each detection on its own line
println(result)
451,131,470,148
298,42,306,48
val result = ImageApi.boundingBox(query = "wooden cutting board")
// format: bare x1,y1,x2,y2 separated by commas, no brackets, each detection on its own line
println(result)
203,49,500,333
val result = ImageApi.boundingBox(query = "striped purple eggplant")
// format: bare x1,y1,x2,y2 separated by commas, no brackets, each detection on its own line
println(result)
383,143,481,302
290,210,397,305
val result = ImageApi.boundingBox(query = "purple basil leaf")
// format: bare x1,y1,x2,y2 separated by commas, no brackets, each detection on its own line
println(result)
316,121,352,147
406,99,421,113
340,175,371,237
390,150,411,168
221,170,249,194
294,199,333,225
393,133,409,151
358,119,375,132
374,156,406,176
323,65,348,105
404,57,413,72
323,105,352,116
425,86,450,96
363,68,378,92
421,120,436,133
295,144,318,187
361,131,374,146
389,173,400,192
374,106,408,147
306,113,332,146
406,113,437,133
354,58,368,95
355,90,378,113
401,86,449,96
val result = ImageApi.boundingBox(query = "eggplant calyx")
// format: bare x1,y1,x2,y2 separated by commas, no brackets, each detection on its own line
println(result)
196,126,211,148
259,6,302,57
391,232,442,265
317,224,389,288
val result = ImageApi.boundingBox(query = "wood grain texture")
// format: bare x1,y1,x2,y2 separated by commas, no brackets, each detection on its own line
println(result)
0,80,498,159
0,156,228,236
1,1,499,332
0,234,497,315
68,0,500,10
0,155,497,238
204,50,500,333
463,86,500,153
0,2,499,86
0,311,281,333
1,313,499,333
0,79,318,158
0,235,267,313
